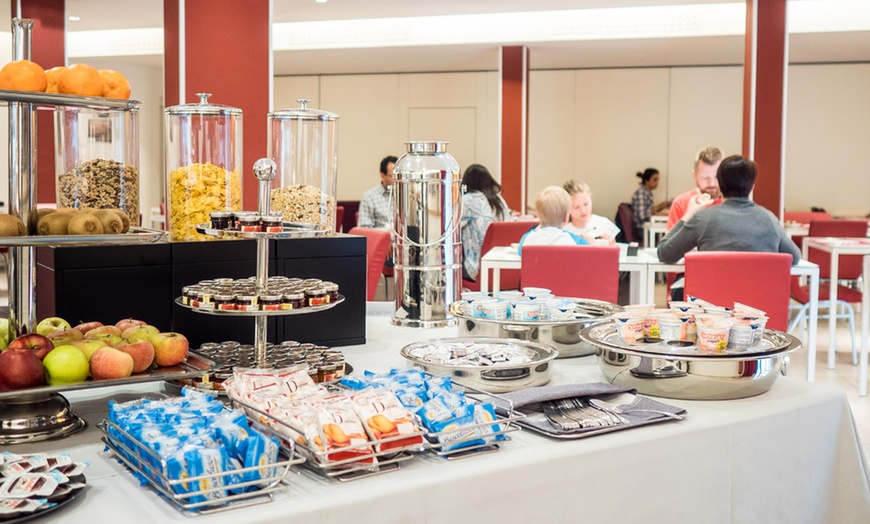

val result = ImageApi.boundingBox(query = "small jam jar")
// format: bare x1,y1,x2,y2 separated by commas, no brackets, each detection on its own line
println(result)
261,215,283,233
322,282,339,303
210,211,232,230
306,367,319,383
236,294,259,311
305,287,328,307
237,212,262,232
214,293,236,311
282,292,305,310
181,285,197,305
260,293,282,311
197,288,216,309
318,363,337,382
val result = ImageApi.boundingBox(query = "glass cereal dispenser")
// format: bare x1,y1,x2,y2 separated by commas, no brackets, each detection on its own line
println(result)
164,93,243,241
54,106,140,222
267,99,338,232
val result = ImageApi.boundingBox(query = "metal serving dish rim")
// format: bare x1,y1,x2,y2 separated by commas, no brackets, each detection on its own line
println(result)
449,298,623,326
399,336,559,371
579,322,801,361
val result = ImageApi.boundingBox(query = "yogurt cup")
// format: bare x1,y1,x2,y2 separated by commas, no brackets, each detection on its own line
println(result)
512,300,543,321
624,303,656,315
669,301,703,314
658,313,693,342
494,290,524,302
473,299,509,320
728,323,754,350
461,291,490,303
522,287,552,301
696,316,734,351
612,312,646,344
546,298,575,321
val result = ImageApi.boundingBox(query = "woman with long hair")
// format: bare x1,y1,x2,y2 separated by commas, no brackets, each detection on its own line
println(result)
460,164,510,281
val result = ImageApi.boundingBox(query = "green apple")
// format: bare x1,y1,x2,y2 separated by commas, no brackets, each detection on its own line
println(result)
0,318,9,350
73,339,109,361
43,345,90,385
36,317,72,337
121,324,160,343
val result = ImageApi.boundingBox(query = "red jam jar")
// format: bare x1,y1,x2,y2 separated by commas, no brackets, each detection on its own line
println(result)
305,287,328,307
260,293,282,311
281,292,305,310
214,293,236,311
322,282,339,303
237,212,262,232
236,294,259,311
261,215,283,233
210,211,232,230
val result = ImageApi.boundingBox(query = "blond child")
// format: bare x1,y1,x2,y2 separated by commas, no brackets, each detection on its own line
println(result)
517,186,588,252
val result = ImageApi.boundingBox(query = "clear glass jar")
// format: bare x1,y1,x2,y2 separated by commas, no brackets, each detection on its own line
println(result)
54,106,140,221
267,99,338,232
165,93,243,241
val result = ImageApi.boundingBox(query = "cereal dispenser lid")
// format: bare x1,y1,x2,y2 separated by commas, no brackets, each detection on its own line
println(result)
406,141,449,154
268,98,338,121
164,92,242,116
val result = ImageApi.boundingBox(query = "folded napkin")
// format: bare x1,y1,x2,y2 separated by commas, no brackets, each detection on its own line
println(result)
494,382,687,438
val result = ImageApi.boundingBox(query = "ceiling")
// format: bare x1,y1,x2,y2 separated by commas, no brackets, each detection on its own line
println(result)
62,0,870,75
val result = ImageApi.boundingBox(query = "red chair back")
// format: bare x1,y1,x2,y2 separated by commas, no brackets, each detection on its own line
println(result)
520,245,620,303
335,205,345,233
348,227,391,301
806,219,868,279
685,251,792,331
463,220,537,291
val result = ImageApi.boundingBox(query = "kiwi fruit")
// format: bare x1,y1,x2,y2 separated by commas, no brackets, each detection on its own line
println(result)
92,209,124,234
67,213,104,235
38,211,74,235
34,208,56,223
112,209,131,233
0,214,26,236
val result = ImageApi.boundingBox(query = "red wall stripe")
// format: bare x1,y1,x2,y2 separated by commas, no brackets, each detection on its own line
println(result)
16,0,65,204
500,46,528,213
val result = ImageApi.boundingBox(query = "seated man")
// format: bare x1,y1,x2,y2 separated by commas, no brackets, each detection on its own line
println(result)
358,155,397,230
657,155,801,299
666,146,725,231
518,186,589,252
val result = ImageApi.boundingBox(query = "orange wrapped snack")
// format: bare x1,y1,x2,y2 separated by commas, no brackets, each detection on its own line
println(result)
316,396,375,464
351,389,424,452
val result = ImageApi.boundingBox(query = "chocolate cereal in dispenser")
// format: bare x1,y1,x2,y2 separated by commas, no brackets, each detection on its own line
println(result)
165,93,243,241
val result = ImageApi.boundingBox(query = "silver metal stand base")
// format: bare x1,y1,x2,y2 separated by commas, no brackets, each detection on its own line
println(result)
0,393,87,444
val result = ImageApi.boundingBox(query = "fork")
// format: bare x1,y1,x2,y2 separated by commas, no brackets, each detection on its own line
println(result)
556,398,612,427
543,401,581,431
581,398,628,425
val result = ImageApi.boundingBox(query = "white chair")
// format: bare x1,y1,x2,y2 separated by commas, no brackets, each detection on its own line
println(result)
149,206,165,230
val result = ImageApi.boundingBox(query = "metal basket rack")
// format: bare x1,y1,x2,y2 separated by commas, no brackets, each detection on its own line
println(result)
97,419,304,514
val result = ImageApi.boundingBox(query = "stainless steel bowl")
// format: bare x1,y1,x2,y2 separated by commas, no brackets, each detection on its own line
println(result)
399,337,558,393
449,299,623,358
580,323,802,400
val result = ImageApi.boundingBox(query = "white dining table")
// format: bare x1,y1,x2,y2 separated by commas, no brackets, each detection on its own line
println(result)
802,237,870,396
478,245,821,382
12,309,870,524
642,215,668,248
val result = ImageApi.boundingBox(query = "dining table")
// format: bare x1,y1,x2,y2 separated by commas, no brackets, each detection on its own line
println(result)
642,215,668,248
10,305,870,524
478,245,821,382
801,237,870,396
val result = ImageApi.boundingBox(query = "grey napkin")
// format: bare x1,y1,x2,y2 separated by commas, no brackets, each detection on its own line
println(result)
493,382,687,437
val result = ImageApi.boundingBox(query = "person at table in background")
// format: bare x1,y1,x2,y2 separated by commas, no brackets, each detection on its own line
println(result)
358,155,398,230
562,179,620,244
518,186,588,253
460,164,512,281
630,168,671,233
657,155,801,299
666,147,725,231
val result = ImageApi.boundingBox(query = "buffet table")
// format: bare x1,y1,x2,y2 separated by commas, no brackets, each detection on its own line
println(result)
12,305,870,524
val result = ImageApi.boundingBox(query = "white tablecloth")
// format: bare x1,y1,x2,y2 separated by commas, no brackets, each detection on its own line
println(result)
12,305,870,524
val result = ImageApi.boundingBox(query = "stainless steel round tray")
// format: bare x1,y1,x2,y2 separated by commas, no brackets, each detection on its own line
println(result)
175,295,344,316
580,322,802,400
449,298,623,358
195,222,331,239
0,226,165,246
399,337,558,393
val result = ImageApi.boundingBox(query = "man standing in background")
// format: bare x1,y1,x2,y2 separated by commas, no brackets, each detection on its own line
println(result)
358,155,398,230
666,146,725,231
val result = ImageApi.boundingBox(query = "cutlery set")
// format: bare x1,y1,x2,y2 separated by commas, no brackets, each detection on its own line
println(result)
542,396,683,431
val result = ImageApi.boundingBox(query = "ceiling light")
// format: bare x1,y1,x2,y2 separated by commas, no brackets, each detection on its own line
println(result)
315,0,328,4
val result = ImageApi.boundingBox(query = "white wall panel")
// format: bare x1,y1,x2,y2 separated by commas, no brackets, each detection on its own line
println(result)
528,70,575,212
273,76,320,112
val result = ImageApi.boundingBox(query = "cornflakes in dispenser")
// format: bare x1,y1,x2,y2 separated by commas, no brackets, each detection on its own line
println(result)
168,162,241,241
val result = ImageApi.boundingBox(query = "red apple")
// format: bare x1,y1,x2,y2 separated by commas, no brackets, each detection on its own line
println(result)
7,333,54,360
115,318,147,332
121,324,160,343
87,333,122,347
0,348,46,388
85,325,122,338
73,339,109,361
151,332,189,367
115,339,155,373
47,328,84,348
73,321,104,335
89,346,134,380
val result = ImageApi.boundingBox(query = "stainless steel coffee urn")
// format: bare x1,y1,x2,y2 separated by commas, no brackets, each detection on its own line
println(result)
390,141,462,328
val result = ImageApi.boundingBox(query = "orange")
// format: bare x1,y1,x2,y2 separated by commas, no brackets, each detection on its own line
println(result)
99,69,131,99
57,63,104,96
0,60,48,92
44,66,67,93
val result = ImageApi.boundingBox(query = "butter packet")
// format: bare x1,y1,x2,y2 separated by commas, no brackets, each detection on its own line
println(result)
0,498,49,516
0,455,50,476
0,473,61,498
53,462,90,478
